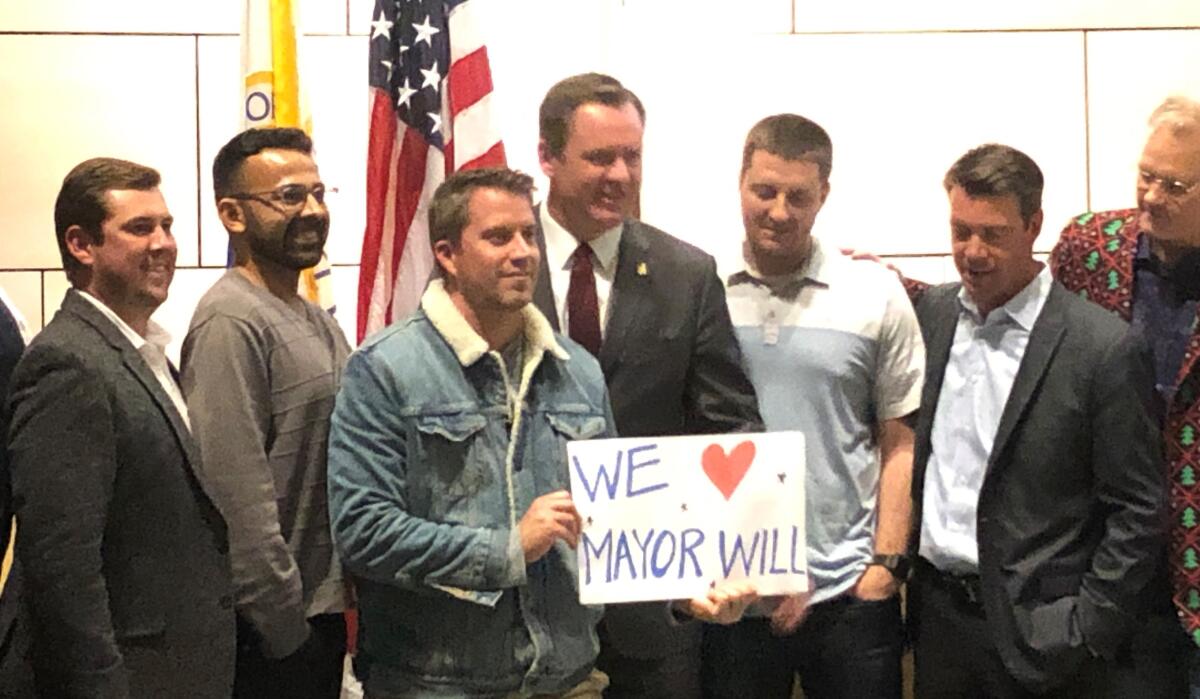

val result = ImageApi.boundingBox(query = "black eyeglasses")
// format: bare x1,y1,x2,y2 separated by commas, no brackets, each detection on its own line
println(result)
228,183,327,210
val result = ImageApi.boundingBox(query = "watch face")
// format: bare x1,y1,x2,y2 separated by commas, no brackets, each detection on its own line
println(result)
874,554,910,579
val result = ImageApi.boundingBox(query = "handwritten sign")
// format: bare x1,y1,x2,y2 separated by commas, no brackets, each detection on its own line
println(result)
567,432,807,605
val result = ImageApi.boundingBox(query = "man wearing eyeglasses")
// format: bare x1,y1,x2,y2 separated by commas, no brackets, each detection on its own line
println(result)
1051,96,1200,695
181,128,350,699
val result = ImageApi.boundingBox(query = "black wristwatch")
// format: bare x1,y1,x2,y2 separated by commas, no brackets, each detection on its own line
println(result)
871,553,911,581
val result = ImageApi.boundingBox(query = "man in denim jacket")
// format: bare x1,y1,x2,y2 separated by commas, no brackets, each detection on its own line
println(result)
330,168,755,698
329,167,608,698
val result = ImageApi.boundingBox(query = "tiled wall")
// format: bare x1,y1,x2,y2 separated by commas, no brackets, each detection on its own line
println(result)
1,0,1198,359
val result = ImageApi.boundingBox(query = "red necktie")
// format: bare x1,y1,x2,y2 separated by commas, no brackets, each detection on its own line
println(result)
567,243,602,356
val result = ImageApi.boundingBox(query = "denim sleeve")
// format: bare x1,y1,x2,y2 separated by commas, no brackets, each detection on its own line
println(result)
327,349,526,592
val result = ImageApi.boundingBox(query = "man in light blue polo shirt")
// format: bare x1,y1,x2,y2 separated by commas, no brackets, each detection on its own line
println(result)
702,114,924,699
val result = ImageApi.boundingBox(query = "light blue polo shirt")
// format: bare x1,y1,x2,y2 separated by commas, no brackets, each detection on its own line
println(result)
726,239,924,604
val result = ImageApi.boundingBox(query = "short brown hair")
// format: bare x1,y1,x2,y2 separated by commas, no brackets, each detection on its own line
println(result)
539,73,645,158
742,114,833,181
429,167,535,253
54,157,161,275
943,144,1043,225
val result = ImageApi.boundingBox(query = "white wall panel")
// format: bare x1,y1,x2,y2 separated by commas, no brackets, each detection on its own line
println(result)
0,35,200,269
794,0,1200,34
0,0,346,36
0,272,44,334
620,0,792,36
621,32,1086,278
1086,29,1200,217
41,273,71,332
197,35,370,267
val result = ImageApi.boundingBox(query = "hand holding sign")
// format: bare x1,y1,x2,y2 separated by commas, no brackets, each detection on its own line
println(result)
568,432,807,604
520,490,582,563
677,580,759,624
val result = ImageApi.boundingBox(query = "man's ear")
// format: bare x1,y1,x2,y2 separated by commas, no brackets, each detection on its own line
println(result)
1027,209,1044,242
63,224,97,269
216,198,248,236
433,239,457,279
537,139,556,179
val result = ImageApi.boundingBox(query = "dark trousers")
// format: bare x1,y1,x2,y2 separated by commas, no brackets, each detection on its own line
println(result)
701,595,903,699
596,620,702,699
234,612,346,699
910,564,1187,698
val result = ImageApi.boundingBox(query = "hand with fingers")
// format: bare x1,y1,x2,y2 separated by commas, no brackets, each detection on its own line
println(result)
767,588,815,635
676,580,759,625
518,490,583,563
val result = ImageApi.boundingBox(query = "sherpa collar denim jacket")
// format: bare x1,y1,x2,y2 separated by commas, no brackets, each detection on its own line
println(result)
328,279,614,698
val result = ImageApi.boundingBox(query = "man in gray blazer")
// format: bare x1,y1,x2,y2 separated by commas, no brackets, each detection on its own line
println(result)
531,72,763,698
910,144,1173,697
5,158,235,697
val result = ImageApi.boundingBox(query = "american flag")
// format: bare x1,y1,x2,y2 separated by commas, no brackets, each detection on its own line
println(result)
357,0,506,343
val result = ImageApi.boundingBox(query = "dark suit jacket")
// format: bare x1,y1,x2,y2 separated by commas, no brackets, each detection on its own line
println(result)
5,290,236,698
533,214,763,658
0,297,31,694
911,281,1167,693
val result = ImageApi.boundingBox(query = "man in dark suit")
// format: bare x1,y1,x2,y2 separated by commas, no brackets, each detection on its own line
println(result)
531,72,764,698
909,144,1174,697
0,291,31,695
5,158,235,697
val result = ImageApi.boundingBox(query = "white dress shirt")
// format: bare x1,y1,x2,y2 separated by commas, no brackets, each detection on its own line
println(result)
539,205,622,338
919,265,1052,573
78,291,191,431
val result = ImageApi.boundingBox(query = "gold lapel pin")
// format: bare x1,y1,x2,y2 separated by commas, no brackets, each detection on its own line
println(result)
637,262,648,276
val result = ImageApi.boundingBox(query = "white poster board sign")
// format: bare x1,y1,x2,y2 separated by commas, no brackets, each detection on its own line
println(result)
567,432,807,605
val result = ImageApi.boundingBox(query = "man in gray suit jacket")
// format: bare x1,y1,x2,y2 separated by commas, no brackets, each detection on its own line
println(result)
909,144,1175,697
531,72,763,698
5,158,235,697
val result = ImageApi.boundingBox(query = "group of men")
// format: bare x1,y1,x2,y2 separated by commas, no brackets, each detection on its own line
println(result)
0,70,1197,699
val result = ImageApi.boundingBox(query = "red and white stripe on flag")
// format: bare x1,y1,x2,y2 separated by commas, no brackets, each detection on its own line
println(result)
357,0,506,344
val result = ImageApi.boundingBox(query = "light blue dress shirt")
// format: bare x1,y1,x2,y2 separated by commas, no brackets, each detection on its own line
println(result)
919,266,1053,573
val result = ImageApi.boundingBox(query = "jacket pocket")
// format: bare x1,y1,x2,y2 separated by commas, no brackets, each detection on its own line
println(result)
413,412,492,507
545,412,607,441
544,412,609,492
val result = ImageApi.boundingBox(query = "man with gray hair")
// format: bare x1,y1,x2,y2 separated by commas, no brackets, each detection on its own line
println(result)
1052,95,1200,695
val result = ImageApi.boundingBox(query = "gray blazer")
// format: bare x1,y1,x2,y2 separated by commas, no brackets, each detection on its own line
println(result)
6,290,235,698
533,213,763,658
910,281,1167,692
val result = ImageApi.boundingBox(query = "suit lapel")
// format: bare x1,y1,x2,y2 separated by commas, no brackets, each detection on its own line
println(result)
63,291,202,471
913,286,960,489
532,205,560,333
600,221,653,375
986,283,1068,474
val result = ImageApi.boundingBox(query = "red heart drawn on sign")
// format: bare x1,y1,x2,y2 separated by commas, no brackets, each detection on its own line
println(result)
702,441,756,500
